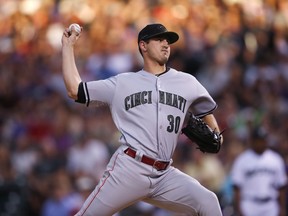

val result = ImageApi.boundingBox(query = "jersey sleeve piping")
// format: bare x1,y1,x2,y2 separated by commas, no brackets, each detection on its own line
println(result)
195,104,217,118
84,82,90,106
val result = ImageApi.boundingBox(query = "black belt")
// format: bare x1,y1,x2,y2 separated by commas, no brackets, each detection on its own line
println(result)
124,148,170,171
245,197,273,203
252,197,273,203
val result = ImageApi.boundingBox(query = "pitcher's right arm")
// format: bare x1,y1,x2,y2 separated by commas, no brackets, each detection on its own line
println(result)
61,25,82,100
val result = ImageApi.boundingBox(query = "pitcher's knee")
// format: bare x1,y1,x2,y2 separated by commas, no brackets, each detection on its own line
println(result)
205,190,219,203
198,190,222,215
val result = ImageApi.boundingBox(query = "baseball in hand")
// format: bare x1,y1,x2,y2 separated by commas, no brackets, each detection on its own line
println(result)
68,23,81,35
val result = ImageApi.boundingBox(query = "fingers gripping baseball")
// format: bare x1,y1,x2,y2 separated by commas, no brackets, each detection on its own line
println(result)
68,23,82,36
62,23,82,46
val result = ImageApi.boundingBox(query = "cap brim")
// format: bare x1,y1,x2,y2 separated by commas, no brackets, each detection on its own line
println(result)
142,31,179,44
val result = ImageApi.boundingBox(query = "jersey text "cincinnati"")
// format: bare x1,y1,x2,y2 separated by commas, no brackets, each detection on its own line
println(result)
125,90,187,112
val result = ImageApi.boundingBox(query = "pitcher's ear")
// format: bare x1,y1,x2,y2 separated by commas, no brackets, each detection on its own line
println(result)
139,41,147,52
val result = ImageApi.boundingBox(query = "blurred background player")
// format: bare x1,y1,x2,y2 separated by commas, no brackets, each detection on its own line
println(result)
230,127,287,216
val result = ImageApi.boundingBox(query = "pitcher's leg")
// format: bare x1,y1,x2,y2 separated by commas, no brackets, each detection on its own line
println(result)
75,150,151,216
146,167,222,216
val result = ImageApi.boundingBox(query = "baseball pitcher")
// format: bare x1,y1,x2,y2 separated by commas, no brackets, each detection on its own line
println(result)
62,23,223,216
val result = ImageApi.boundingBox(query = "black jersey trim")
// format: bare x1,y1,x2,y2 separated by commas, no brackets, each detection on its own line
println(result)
155,67,170,77
75,82,86,104
75,82,90,107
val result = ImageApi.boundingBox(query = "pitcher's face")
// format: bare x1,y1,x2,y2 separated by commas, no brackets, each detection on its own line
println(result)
143,37,171,65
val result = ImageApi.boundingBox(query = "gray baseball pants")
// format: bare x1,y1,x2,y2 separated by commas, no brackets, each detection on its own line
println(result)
75,145,222,216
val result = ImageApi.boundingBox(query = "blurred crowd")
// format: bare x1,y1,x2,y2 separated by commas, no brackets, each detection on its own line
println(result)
0,0,288,215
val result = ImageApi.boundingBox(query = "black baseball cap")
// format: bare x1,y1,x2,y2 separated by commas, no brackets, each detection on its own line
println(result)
138,24,179,44
251,127,267,140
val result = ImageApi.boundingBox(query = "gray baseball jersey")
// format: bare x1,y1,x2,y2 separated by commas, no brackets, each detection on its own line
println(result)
79,68,216,159
74,68,222,216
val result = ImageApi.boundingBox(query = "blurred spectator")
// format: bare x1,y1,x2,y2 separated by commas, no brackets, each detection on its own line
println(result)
41,169,83,216
0,143,26,216
74,175,95,201
11,132,39,177
183,148,226,196
23,136,66,215
197,45,233,98
67,135,110,182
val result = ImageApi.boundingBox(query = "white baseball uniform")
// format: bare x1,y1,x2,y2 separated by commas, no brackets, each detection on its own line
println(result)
74,68,222,216
230,148,287,216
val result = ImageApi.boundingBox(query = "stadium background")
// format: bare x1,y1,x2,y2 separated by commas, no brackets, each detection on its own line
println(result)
0,0,287,215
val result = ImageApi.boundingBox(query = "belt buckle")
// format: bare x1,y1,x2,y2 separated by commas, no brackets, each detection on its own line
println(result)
153,160,167,171
153,160,161,170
